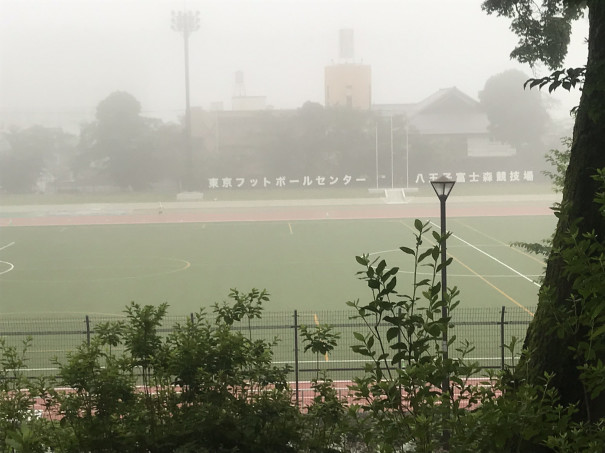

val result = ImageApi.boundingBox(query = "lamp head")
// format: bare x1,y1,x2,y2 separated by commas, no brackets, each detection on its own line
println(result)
430,175,456,201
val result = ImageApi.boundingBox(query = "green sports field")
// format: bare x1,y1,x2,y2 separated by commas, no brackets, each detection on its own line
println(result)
0,213,553,316
0,201,556,377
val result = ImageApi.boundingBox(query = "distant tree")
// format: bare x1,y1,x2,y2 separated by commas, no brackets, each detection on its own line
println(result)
479,69,550,149
290,102,327,175
286,102,374,178
207,110,289,180
323,106,375,179
79,91,164,190
0,126,73,193
200,103,374,185
146,121,184,187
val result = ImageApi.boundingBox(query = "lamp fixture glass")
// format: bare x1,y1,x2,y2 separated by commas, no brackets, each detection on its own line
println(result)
430,175,456,200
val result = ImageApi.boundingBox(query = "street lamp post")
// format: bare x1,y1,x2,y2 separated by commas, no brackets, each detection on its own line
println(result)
172,10,200,190
430,175,455,391
431,174,455,448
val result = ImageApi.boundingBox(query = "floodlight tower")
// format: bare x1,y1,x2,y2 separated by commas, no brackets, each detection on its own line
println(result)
172,10,200,190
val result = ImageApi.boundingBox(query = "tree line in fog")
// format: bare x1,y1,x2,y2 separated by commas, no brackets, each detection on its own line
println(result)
0,69,556,194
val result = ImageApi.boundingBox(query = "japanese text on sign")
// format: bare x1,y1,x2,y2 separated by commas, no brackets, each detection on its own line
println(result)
207,175,367,189
414,170,534,184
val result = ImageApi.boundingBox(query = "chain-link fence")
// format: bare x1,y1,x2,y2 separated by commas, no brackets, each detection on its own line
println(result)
1,306,533,383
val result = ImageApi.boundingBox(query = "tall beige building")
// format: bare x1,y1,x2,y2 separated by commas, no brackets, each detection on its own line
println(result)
324,30,371,109
324,63,371,109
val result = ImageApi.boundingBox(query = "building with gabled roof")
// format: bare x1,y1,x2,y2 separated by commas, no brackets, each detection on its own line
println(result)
374,87,516,158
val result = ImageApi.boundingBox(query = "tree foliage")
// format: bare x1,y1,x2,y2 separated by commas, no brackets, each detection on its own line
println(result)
0,126,74,193
346,220,484,452
207,102,375,183
543,137,572,194
289,102,374,178
1,294,303,453
77,91,182,190
481,0,585,70
479,69,550,149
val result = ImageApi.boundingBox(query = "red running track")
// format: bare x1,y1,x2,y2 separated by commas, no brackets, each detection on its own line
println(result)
0,199,554,228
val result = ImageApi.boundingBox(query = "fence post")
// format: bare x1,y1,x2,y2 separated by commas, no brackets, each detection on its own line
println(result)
500,306,506,370
190,313,194,324
293,310,300,407
397,307,402,404
85,315,91,346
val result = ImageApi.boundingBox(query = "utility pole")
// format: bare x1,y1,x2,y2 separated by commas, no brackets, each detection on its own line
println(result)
172,10,200,190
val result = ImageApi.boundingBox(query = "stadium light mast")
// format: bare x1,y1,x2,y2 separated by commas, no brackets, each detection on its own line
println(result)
430,175,455,390
172,10,200,190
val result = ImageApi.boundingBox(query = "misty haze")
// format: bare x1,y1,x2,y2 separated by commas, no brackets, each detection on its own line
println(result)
0,0,585,315
1,1,602,451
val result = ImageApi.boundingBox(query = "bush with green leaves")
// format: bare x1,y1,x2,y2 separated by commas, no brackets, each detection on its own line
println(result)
511,136,571,259
299,323,358,453
300,323,341,379
341,206,605,452
1,291,301,453
343,219,489,453
1,338,55,452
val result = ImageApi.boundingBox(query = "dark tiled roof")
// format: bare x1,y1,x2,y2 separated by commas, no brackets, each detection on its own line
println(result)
373,87,489,135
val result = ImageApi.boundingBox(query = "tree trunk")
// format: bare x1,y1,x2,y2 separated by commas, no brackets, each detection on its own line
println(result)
520,0,605,421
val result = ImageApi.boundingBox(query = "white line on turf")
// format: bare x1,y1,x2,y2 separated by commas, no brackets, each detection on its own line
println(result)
0,261,14,275
0,241,15,251
0,242,15,275
429,221,540,288
368,248,541,280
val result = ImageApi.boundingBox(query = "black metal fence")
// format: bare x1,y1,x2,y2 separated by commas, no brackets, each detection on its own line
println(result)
1,306,533,384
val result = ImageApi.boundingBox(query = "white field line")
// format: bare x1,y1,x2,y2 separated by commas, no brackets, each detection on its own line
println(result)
453,219,545,265
0,242,15,275
0,241,15,251
0,261,15,275
429,221,541,288
397,269,540,278
368,248,541,279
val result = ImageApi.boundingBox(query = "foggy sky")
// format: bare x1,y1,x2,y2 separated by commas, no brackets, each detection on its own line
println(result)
0,0,589,131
